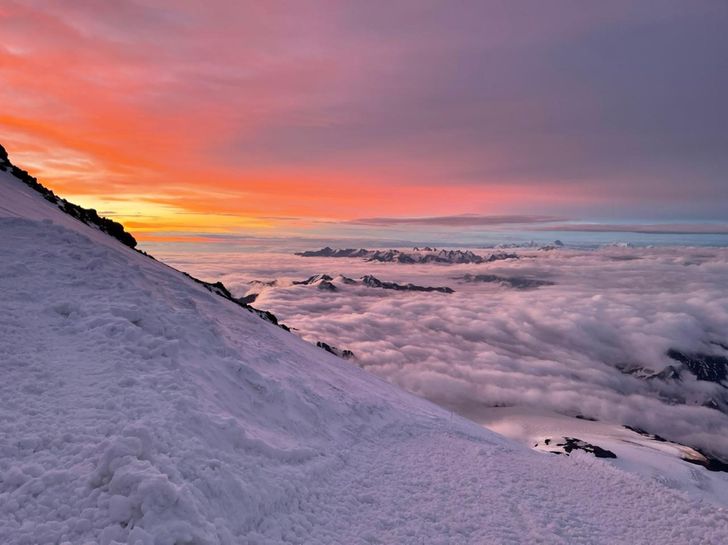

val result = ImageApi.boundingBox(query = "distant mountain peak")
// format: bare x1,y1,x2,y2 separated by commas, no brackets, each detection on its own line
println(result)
296,247,519,264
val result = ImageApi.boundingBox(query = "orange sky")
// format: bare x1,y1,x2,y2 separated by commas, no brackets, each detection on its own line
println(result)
2,1,726,241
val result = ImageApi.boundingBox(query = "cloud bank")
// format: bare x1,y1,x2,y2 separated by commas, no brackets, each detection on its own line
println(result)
156,245,728,459
349,214,568,227
543,223,728,235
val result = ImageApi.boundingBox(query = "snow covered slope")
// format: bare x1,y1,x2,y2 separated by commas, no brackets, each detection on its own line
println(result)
477,407,728,507
1,165,728,544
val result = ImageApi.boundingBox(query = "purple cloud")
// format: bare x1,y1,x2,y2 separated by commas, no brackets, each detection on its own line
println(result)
349,214,569,227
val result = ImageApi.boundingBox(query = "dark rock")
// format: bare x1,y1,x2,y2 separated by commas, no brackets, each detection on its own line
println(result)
294,274,335,285
290,272,452,293
292,274,338,291
547,437,617,459
316,341,355,360
238,293,258,305
621,424,728,470
617,364,681,381
681,449,728,473
623,425,668,442
360,275,454,293
296,247,369,258
318,280,337,291
667,349,728,383
296,247,518,265
317,341,336,354
458,274,554,290
205,281,232,298
248,279,278,288
0,144,10,169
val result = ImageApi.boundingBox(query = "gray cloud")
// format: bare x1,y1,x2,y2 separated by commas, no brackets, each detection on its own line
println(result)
541,224,728,235
349,214,569,227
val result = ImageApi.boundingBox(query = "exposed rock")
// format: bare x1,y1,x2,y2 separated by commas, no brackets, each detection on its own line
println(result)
296,247,518,265
238,293,259,305
621,426,728,471
623,425,668,442
296,247,369,258
541,437,617,459
457,274,554,289
667,349,728,383
681,449,728,473
294,274,335,285
336,275,357,285
0,144,11,169
316,341,356,360
248,279,278,288
293,274,338,291
617,363,681,381
616,356,728,417
318,280,337,291
360,275,454,293
289,273,454,294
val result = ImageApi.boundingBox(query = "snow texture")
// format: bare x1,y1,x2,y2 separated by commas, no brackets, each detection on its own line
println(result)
2,171,728,544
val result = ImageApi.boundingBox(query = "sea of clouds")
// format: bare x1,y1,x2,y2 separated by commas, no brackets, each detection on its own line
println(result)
154,244,728,458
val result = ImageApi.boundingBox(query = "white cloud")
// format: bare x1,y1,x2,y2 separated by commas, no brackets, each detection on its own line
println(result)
156,245,728,458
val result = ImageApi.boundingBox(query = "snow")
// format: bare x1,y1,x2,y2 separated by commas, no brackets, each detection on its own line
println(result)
475,407,728,508
2,169,728,544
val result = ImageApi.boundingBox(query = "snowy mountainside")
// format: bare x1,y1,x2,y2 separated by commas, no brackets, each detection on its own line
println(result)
2,162,728,543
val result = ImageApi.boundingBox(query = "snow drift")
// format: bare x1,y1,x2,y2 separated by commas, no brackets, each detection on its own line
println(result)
2,150,728,544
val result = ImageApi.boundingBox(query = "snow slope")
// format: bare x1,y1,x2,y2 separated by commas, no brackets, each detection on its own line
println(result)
477,407,728,508
1,169,728,544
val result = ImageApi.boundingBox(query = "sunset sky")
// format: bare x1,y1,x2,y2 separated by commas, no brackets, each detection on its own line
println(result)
1,1,727,242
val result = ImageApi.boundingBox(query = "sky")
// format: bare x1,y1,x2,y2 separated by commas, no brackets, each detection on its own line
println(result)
1,1,727,242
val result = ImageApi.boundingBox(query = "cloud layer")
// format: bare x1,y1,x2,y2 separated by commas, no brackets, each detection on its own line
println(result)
156,244,728,458
348,214,568,227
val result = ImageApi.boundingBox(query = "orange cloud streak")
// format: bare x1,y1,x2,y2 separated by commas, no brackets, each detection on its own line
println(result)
0,1,600,238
